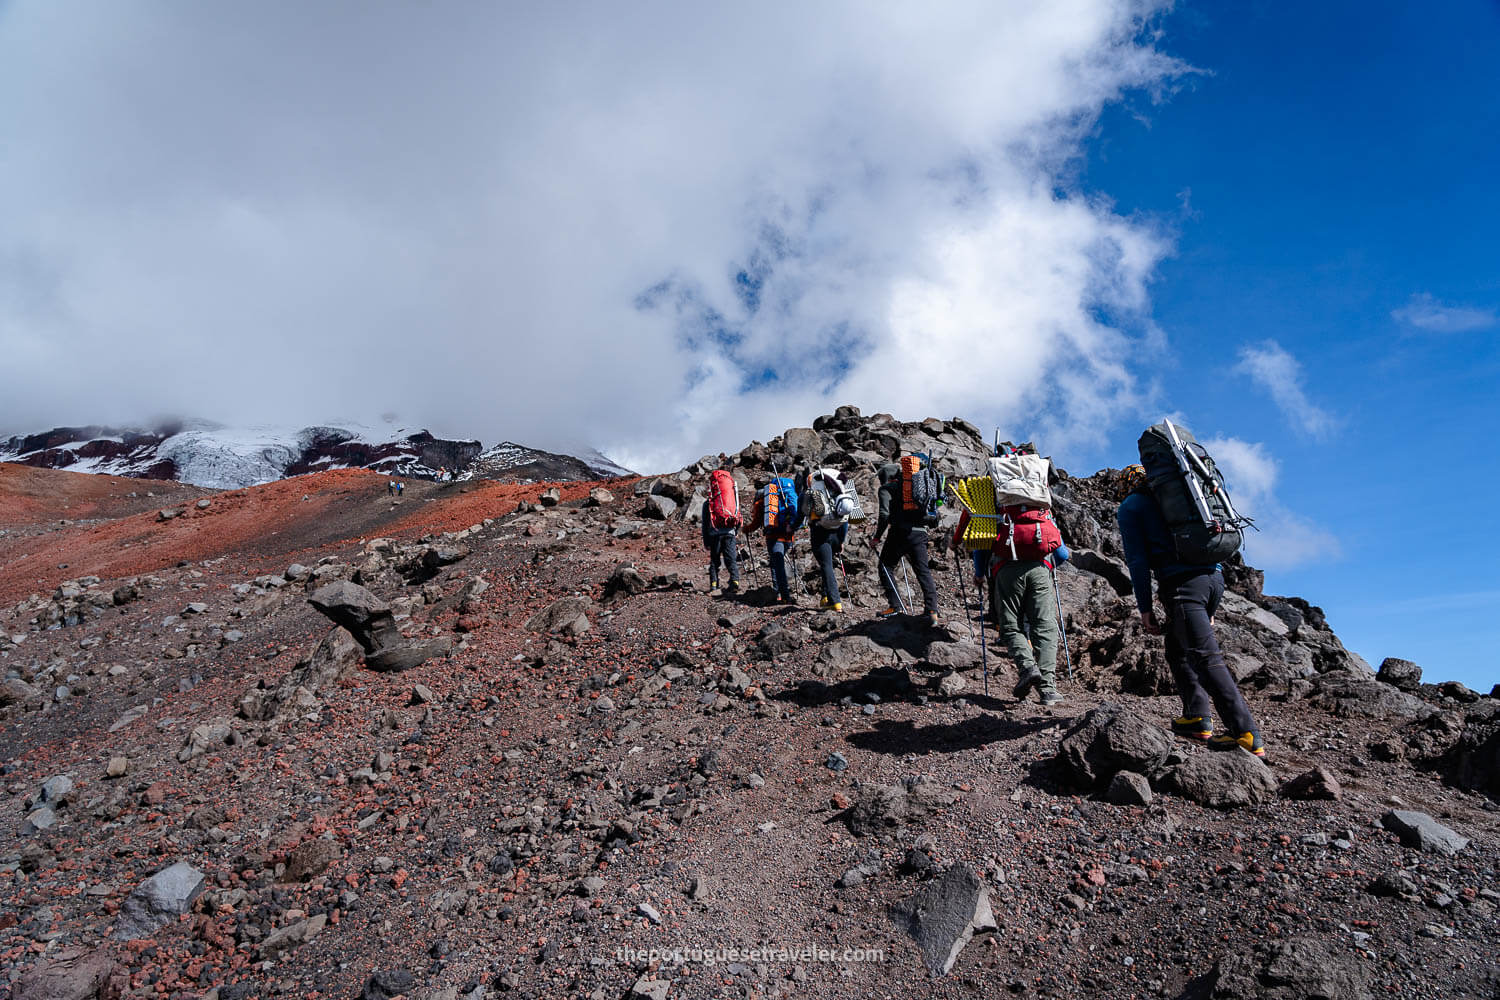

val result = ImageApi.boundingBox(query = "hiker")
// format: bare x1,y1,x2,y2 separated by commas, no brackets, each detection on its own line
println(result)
1116,463,1265,756
872,460,940,627
748,475,803,605
396,481,404,496
387,480,396,496
801,466,860,611
700,498,741,594
989,504,1069,706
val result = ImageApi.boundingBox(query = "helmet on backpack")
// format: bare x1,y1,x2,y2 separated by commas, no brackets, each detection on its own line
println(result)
1117,463,1147,500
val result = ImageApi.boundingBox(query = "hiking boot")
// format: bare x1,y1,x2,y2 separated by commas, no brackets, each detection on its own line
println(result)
1171,716,1213,741
879,607,901,618
725,581,739,594
709,583,721,593
924,612,941,629
1210,731,1266,757
1038,689,1064,707
832,602,842,612
1012,670,1042,699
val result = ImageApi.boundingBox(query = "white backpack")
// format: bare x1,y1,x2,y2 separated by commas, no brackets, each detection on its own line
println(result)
807,468,865,528
988,453,1053,509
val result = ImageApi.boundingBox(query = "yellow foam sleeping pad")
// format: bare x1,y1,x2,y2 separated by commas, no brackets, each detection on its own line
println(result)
949,476,999,547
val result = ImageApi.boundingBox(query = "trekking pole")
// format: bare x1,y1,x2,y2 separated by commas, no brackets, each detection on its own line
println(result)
900,562,915,610
1051,564,1073,684
878,561,909,614
978,577,989,696
949,558,976,643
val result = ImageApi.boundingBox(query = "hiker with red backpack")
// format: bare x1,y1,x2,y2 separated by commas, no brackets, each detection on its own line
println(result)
702,468,742,594
748,473,804,605
1116,420,1264,756
872,456,940,628
963,444,1071,706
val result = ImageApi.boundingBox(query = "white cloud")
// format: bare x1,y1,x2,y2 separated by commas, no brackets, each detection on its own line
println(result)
0,1,1186,470
1203,435,1339,570
1234,341,1339,440
1391,293,1497,334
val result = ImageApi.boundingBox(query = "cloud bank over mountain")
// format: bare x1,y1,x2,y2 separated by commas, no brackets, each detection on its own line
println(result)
0,1,1185,470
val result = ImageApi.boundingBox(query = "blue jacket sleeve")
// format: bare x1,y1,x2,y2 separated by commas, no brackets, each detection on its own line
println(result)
1052,541,1070,565
1115,497,1155,617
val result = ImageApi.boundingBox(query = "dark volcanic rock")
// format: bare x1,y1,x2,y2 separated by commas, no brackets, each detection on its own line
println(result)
11,946,116,1000
1309,671,1431,720
1280,766,1342,801
307,582,402,654
1165,752,1278,809
890,865,997,977
1057,703,1173,787
525,596,594,635
1211,936,1370,1000
1375,657,1422,691
239,627,361,722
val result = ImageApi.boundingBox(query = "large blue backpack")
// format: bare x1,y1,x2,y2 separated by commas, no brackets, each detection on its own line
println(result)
760,476,799,532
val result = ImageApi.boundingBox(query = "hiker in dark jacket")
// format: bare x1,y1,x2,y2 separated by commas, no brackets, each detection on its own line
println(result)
1115,464,1265,756
801,467,852,612
749,483,803,605
872,462,939,627
700,498,740,593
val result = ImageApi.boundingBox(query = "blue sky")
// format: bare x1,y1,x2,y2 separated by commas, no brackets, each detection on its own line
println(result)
1075,2,1500,690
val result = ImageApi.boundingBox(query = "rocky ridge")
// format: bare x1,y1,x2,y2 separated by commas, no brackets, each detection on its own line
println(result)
0,406,1495,1000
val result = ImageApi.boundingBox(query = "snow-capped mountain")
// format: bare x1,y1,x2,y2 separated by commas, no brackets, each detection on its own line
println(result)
0,421,633,489
458,442,634,483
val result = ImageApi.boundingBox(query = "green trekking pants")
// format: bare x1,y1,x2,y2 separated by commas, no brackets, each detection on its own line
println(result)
992,561,1059,691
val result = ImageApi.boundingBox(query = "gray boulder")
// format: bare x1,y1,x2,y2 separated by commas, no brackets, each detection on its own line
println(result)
1309,672,1431,720
115,861,205,939
640,495,677,520
1211,936,1371,1000
847,784,908,836
1280,766,1342,801
11,946,115,1000
1106,771,1153,806
1376,657,1422,691
307,582,403,654
1057,703,1174,787
1165,751,1278,809
239,627,361,722
781,427,823,462
525,596,594,635
1380,810,1469,856
890,865,997,976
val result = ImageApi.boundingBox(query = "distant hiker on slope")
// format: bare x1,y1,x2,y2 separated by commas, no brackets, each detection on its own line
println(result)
1116,422,1264,756
702,467,742,594
872,456,940,628
748,473,803,605
800,466,864,612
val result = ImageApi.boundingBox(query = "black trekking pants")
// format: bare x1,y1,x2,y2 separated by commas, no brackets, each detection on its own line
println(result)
707,534,738,586
811,523,848,603
879,526,938,614
1161,569,1257,736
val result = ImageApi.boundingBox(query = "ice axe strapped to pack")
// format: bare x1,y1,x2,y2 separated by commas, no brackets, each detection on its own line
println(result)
1137,418,1254,565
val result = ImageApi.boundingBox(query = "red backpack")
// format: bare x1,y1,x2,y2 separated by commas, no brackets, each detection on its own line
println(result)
708,469,741,530
996,505,1061,565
